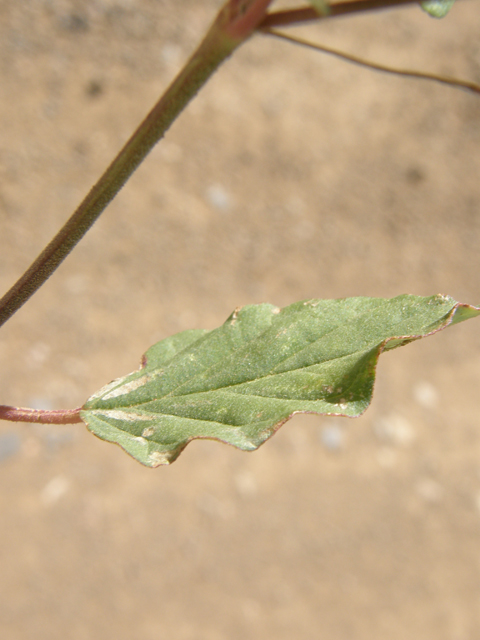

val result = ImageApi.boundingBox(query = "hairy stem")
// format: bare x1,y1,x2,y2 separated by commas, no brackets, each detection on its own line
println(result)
0,405,82,425
0,1,271,329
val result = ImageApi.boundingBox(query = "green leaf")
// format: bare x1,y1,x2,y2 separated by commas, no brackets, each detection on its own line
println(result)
421,0,456,18
308,0,331,16
81,295,479,467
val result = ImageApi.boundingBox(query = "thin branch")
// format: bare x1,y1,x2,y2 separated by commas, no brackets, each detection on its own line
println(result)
264,28,480,95
0,405,82,425
259,0,421,28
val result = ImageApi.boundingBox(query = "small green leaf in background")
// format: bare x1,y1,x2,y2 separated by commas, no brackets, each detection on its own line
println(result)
421,0,456,18
81,295,479,467
308,0,331,17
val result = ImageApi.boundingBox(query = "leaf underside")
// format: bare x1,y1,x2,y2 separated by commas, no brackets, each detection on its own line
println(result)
81,295,479,467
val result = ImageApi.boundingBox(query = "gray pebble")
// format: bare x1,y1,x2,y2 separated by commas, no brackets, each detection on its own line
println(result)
0,432,22,463
320,424,344,452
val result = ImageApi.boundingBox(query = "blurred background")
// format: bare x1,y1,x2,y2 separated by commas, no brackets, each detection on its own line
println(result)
0,0,479,638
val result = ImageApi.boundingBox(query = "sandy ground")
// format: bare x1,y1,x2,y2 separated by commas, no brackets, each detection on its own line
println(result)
0,1,480,638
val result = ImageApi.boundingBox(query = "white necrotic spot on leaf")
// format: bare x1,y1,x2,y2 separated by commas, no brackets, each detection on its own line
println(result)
229,307,242,325
133,437,148,447
102,375,150,400
149,451,172,466
142,427,155,437
87,377,124,401
94,410,153,422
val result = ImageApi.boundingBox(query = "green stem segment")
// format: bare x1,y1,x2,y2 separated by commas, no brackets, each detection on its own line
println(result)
0,0,273,329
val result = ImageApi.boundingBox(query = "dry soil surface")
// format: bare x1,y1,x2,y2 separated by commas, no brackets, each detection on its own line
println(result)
1,1,480,639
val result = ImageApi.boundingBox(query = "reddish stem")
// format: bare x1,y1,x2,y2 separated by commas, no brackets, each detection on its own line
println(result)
0,405,83,425
222,0,275,40
260,0,421,28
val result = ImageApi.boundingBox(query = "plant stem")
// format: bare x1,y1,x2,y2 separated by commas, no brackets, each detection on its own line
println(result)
0,0,273,330
260,0,423,28
0,0,439,330
0,0,278,426
264,28,480,94
0,405,82,425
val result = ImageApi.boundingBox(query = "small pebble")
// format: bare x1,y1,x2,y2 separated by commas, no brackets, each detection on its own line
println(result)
41,475,70,507
0,432,22,463
157,141,182,163
413,380,439,409
161,43,182,68
235,471,258,498
320,424,344,452
206,184,231,212
26,343,51,369
374,413,415,446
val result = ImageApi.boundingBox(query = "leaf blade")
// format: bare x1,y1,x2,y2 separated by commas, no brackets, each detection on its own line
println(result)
81,295,479,467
